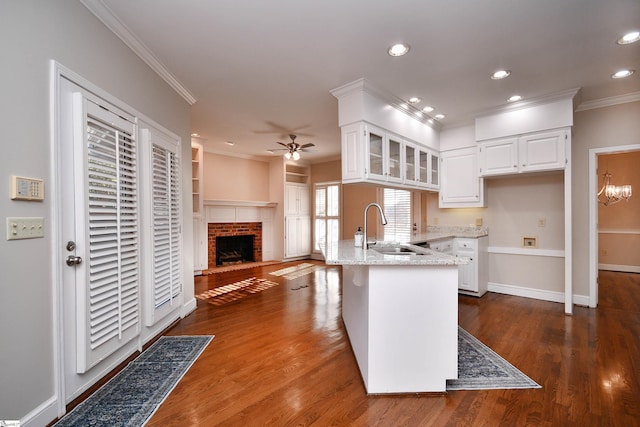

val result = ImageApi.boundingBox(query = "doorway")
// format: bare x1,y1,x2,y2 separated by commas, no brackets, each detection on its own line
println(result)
589,145,640,307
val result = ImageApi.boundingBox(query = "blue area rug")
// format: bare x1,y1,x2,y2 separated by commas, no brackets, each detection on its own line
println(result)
447,327,540,390
54,335,213,427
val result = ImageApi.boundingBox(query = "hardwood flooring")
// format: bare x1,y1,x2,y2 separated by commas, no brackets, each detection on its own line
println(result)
147,264,640,426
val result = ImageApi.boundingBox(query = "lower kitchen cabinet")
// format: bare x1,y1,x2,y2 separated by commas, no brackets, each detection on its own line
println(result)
285,215,310,258
454,237,488,297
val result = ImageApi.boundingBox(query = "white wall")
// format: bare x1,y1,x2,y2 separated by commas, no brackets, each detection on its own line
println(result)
0,1,191,424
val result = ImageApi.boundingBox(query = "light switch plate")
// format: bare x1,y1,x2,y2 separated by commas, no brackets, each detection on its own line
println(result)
6,217,45,240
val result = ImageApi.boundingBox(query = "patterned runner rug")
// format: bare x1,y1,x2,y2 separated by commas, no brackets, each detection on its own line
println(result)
53,335,213,426
448,327,541,390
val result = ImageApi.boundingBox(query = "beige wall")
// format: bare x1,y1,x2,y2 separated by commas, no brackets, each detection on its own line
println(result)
572,101,640,294
597,151,640,268
203,153,271,201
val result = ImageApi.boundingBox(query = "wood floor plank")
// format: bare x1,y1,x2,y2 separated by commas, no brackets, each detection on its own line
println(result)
146,263,640,426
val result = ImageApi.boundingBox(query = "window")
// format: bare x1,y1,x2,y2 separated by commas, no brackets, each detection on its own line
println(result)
314,183,340,252
383,188,412,242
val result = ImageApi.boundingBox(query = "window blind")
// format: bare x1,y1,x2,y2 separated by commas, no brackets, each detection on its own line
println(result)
383,188,412,242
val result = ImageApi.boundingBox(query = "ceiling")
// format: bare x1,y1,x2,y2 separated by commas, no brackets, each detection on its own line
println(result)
87,0,639,163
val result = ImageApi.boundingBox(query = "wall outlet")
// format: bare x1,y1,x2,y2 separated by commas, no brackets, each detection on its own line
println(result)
523,236,537,248
538,218,546,227
475,218,483,227
433,217,439,225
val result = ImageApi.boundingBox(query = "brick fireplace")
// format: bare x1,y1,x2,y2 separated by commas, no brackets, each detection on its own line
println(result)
207,222,262,269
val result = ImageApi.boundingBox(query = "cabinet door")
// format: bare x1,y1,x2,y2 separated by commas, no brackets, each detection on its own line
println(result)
386,135,403,183
341,123,365,181
285,216,310,258
440,147,485,208
297,186,310,215
518,129,566,173
454,239,478,292
366,127,385,180
478,137,518,176
285,185,300,215
430,152,439,187
404,144,416,183
418,149,429,185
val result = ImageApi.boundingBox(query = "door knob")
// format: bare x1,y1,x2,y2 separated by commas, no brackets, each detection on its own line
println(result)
66,255,83,266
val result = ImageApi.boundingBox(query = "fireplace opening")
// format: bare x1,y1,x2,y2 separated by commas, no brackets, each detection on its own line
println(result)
216,235,255,266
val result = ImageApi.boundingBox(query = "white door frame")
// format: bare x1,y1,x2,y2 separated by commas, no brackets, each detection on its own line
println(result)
588,144,640,308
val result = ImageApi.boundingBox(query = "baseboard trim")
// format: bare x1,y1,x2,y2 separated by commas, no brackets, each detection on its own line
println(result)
488,282,589,306
181,297,197,318
599,264,640,274
20,395,58,427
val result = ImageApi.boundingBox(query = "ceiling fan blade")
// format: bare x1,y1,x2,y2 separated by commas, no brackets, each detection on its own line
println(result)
276,141,290,148
299,143,315,148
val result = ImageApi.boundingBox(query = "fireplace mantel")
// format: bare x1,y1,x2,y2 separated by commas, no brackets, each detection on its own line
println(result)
204,199,277,208
203,200,276,262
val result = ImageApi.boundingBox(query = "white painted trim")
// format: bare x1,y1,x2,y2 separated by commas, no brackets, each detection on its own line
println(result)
488,282,589,306
564,137,572,314
474,88,581,119
181,297,197,318
598,264,640,274
487,246,565,257
20,395,58,427
79,0,196,105
589,144,640,308
598,228,640,235
576,91,640,112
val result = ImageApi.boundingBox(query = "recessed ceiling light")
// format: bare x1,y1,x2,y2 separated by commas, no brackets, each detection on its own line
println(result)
191,133,200,137
434,114,445,120
611,69,635,79
408,97,421,104
617,31,640,45
508,95,523,102
422,106,434,113
225,141,235,146
415,111,423,118
388,43,410,57
491,70,511,80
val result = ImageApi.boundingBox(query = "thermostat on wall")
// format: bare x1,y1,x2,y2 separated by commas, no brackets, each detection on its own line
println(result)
10,175,44,201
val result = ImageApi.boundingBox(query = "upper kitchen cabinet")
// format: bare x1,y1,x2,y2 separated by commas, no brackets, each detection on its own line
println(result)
405,142,439,190
332,79,440,190
341,122,439,191
478,128,569,177
440,147,485,208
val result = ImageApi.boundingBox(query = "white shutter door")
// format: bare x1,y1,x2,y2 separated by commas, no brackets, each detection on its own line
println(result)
74,95,139,373
142,125,182,326
151,145,182,309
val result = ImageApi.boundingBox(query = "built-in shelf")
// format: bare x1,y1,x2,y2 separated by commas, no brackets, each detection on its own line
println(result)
285,163,309,184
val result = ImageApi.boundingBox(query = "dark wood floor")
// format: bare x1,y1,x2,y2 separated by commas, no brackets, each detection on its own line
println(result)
147,263,640,426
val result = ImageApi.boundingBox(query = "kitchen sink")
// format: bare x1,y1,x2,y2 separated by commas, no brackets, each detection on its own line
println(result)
371,244,430,256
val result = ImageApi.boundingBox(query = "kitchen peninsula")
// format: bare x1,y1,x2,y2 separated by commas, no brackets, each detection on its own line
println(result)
323,237,467,394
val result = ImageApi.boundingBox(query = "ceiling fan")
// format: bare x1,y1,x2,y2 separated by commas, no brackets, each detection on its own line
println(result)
270,134,315,160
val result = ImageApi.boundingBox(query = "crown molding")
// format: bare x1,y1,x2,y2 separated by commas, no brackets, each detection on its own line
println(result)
475,88,581,119
575,91,640,112
80,0,197,105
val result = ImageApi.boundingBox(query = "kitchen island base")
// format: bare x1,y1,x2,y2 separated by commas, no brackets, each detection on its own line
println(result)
342,264,458,394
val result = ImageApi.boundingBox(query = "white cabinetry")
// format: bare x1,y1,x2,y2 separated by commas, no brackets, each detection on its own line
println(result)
404,142,439,190
439,147,485,208
191,140,207,274
429,238,453,254
478,128,568,177
341,122,439,191
453,237,488,297
284,165,311,259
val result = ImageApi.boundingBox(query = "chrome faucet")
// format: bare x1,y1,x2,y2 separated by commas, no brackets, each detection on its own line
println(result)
363,202,388,249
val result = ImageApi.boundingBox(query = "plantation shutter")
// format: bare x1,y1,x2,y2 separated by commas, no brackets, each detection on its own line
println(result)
151,143,182,308
383,188,412,242
74,95,139,373
141,125,182,326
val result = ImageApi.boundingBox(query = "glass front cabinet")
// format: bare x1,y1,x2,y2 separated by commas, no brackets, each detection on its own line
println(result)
341,121,439,191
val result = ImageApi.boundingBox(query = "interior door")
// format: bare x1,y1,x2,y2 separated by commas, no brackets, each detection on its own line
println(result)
59,78,140,401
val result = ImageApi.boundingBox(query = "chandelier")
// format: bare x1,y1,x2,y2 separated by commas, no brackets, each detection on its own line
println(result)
597,171,632,206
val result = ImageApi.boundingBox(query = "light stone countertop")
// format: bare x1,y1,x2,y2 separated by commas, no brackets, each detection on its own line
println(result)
321,226,488,266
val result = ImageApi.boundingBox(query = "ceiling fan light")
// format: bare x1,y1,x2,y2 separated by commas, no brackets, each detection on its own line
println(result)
292,151,301,161
284,151,291,159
